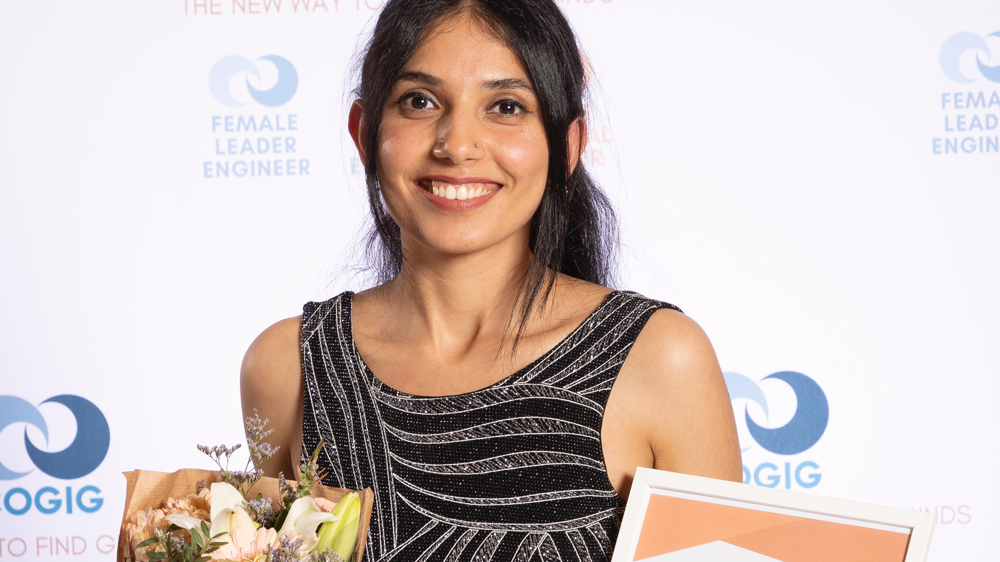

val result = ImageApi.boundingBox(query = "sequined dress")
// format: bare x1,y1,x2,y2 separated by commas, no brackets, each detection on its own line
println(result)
300,290,679,561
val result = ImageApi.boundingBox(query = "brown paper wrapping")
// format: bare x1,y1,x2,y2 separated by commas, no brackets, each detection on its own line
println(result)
117,469,373,562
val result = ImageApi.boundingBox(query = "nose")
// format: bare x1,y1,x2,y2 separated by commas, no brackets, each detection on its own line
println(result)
432,107,484,164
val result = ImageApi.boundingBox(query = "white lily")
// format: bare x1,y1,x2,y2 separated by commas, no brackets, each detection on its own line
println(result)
164,513,206,531
278,497,338,551
209,482,256,538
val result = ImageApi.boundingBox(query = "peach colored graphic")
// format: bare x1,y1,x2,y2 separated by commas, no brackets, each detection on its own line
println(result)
634,495,910,562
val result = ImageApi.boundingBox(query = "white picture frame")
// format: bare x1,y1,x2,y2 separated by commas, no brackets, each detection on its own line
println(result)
612,467,935,562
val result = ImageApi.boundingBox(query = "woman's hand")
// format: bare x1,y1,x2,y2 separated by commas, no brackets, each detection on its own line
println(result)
240,317,303,479
602,309,743,499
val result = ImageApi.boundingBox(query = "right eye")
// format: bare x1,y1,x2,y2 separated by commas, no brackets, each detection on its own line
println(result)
399,93,438,111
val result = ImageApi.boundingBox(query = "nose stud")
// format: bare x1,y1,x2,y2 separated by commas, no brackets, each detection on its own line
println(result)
433,138,481,157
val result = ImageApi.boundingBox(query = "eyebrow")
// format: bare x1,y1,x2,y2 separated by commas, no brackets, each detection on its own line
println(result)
395,72,534,93
484,78,533,92
397,71,442,87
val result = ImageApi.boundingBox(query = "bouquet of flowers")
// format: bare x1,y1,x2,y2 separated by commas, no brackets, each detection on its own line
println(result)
118,412,372,562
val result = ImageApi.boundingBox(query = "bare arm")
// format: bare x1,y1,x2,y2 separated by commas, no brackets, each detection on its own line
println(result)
240,317,303,479
604,309,742,498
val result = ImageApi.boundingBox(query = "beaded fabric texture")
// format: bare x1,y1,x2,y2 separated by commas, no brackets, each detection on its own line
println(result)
301,291,679,561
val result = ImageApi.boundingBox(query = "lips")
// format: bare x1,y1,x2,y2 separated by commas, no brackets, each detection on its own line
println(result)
417,178,501,201
415,176,502,211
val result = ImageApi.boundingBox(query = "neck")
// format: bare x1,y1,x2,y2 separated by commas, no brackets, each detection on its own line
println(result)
372,230,539,355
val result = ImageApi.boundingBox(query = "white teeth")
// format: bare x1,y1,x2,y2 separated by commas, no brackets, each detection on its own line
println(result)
427,180,497,200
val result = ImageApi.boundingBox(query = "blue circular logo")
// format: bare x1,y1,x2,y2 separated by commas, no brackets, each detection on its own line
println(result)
940,32,1000,83
724,371,829,455
209,54,299,107
0,395,110,480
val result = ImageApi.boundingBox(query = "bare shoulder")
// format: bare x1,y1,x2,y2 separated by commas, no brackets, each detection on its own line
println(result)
617,307,728,434
628,307,718,381
240,316,303,478
241,316,302,386
611,305,743,482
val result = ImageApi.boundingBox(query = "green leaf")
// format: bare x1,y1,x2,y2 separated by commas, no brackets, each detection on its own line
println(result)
194,556,212,562
166,524,181,532
201,521,210,536
311,439,324,464
136,538,159,548
274,507,289,530
191,531,203,549
148,553,166,560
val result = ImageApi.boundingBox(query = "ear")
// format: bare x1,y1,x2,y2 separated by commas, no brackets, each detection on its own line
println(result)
567,117,587,176
348,100,367,163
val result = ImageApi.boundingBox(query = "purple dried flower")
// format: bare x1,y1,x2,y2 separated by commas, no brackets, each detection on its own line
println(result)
246,409,279,467
304,549,346,562
279,472,297,510
243,497,277,529
265,533,305,562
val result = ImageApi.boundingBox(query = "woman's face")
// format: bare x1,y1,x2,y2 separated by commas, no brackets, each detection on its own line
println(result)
357,14,550,260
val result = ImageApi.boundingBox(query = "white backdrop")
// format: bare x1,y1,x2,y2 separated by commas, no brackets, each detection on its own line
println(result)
1,1,997,560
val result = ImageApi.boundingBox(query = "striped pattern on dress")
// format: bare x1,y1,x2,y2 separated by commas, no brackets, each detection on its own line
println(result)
301,291,677,562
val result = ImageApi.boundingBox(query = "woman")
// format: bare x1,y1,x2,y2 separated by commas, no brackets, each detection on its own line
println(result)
241,0,741,559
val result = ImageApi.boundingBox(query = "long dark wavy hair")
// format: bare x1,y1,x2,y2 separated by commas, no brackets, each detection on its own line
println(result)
354,0,619,342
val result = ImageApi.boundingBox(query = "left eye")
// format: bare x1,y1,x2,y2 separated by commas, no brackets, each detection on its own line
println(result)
401,93,437,111
492,100,523,115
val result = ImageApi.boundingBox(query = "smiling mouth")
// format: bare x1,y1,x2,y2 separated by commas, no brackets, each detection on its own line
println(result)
418,179,501,201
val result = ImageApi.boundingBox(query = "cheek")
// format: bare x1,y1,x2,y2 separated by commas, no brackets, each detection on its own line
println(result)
377,133,413,175
374,131,419,223
377,118,434,174
494,131,549,184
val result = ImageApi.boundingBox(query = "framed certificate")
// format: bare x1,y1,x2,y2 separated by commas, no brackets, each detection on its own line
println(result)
612,468,935,562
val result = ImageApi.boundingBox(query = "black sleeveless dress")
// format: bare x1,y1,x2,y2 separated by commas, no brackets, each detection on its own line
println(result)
300,291,679,562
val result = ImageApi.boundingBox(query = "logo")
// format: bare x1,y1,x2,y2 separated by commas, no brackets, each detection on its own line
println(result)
940,32,1000,83
209,55,299,107
724,371,829,455
0,395,110,480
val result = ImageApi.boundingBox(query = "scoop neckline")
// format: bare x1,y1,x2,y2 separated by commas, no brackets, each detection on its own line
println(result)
343,289,623,399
